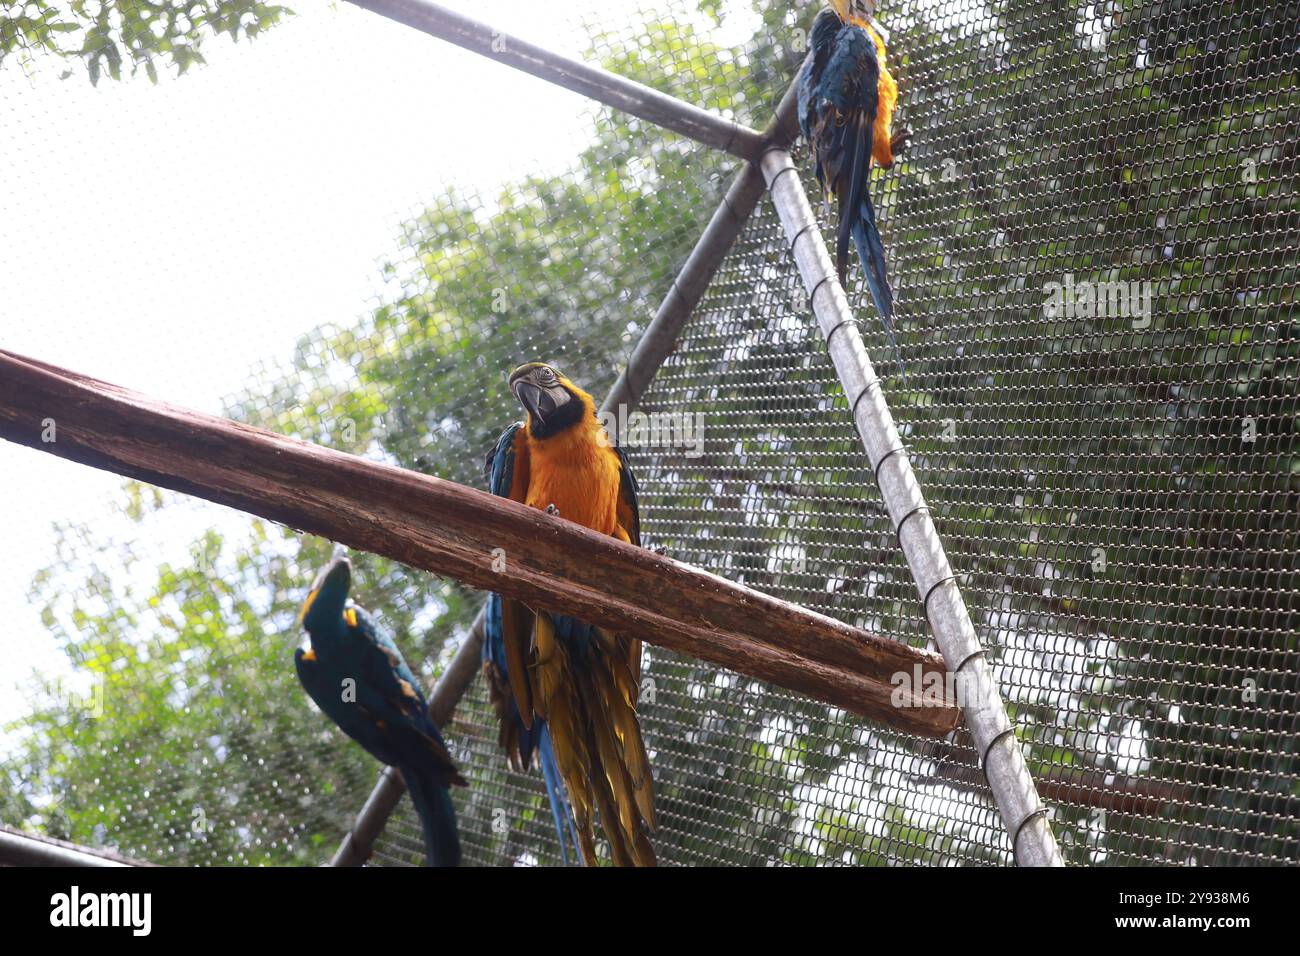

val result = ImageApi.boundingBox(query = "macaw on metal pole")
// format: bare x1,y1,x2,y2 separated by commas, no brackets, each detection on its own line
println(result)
799,0,908,381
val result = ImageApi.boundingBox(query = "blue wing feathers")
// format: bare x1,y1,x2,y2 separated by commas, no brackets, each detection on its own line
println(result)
798,8,841,143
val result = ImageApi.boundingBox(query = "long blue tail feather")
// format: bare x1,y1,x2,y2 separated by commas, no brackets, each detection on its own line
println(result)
404,768,461,867
852,199,906,386
537,724,579,865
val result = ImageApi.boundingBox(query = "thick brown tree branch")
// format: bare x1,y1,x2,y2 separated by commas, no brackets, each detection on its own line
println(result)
0,349,960,737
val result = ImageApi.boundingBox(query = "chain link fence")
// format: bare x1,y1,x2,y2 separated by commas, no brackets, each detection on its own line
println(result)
1,0,1296,867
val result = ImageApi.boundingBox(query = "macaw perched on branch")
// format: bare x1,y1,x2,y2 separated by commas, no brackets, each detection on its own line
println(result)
482,362,656,867
799,0,907,380
296,555,466,867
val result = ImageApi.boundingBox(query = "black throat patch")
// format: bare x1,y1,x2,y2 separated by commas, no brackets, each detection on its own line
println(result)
528,391,588,439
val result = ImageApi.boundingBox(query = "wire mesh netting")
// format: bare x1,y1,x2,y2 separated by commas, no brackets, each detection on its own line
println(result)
2,0,1297,867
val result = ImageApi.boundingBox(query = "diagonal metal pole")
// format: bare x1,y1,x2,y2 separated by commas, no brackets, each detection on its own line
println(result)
345,0,766,162
602,70,802,419
758,148,1062,866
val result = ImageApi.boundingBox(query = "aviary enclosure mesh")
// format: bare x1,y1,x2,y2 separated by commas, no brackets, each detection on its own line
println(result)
1,0,1296,866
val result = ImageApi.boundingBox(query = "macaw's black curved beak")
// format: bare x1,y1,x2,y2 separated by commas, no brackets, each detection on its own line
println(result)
513,380,566,425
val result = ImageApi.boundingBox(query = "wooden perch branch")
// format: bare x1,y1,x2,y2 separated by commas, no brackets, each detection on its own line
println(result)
0,349,959,737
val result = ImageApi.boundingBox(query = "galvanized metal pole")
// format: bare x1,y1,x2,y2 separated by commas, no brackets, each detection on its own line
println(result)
344,0,766,162
758,148,1063,866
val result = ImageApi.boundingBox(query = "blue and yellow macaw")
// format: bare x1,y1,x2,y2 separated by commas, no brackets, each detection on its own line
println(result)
799,0,907,379
482,362,656,867
296,555,466,867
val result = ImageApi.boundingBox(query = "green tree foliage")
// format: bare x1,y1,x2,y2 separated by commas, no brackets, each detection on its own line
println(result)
0,0,290,83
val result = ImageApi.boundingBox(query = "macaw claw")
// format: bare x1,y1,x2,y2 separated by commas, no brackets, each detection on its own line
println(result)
887,126,910,165
546,503,560,517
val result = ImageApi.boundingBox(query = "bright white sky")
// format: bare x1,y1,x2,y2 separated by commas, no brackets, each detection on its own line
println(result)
0,0,767,718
